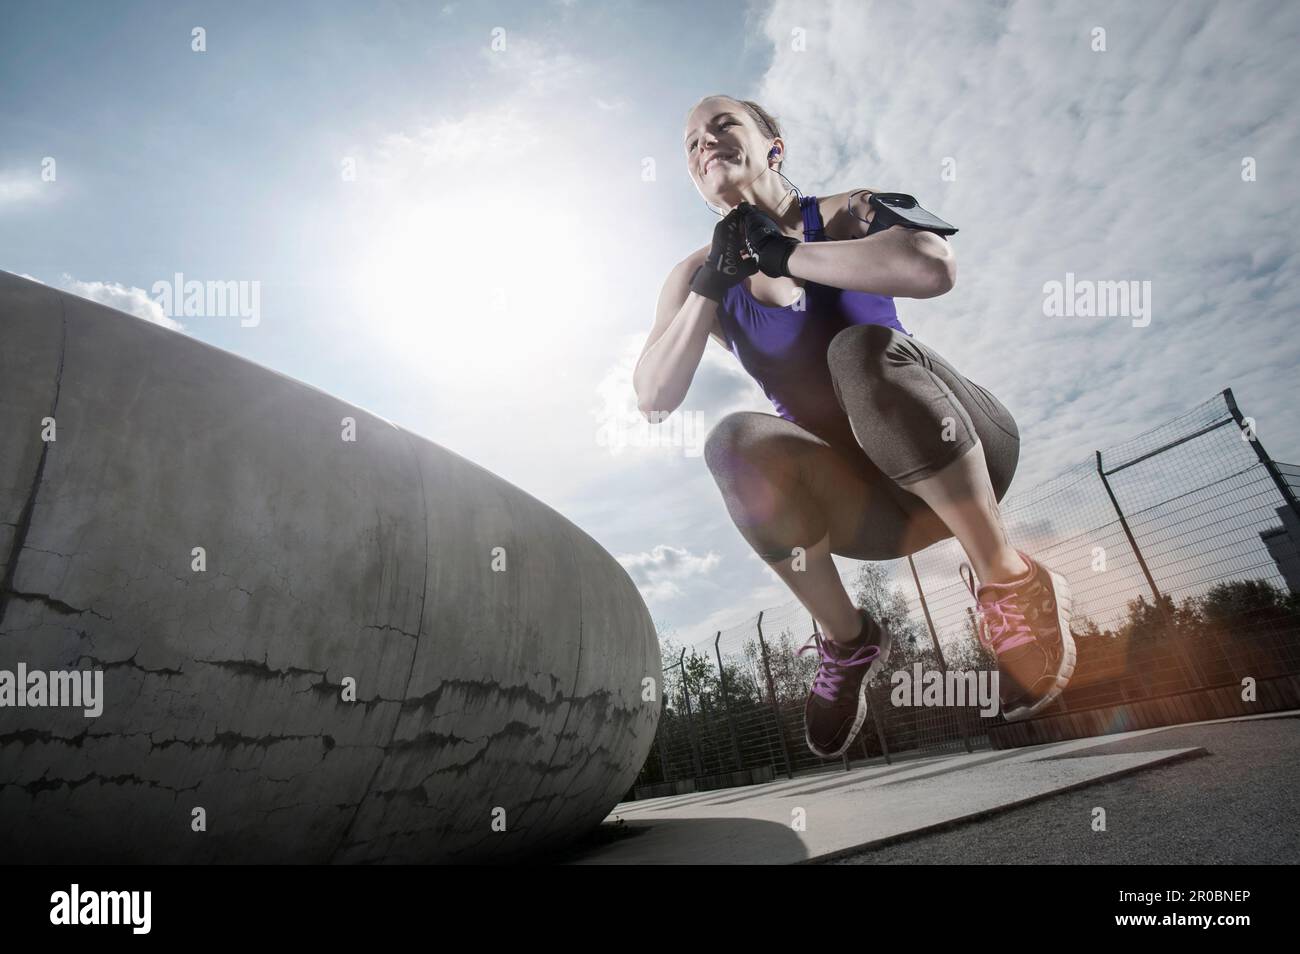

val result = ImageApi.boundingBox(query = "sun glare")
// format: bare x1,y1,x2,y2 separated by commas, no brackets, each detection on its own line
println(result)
354,189,587,388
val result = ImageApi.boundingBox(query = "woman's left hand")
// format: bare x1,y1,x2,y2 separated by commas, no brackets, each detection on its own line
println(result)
737,201,801,278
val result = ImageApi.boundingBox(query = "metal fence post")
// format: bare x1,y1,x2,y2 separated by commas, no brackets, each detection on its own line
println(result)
1225,387,1300,524
1095,449,1207,688
677,648,704,779
756,611,795,780
714,630,744,772
909,554,974,752
1095,451,1170,619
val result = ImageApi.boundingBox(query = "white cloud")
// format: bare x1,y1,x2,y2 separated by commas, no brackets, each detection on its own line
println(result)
618,543,722,602
22,273,183,331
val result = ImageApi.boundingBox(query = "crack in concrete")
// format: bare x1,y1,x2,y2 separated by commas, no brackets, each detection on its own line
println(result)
194,656,405,710
2,589,113,619
6,771,203,796
362,622,420,640
0,727,353,760
22,545,76,559
0,727,93,747
398,677,573,716
214,571,255,598
78,651,183,675
148,730,338,753
331,424,431,863
392,719,540,762
521,521,587,837
194,655,329,681
0,297,66,632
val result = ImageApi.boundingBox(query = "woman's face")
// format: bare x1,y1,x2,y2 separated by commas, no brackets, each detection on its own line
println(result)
684,98,773,207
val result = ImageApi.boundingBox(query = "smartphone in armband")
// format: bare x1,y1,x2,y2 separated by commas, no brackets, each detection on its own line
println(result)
866,192,959,237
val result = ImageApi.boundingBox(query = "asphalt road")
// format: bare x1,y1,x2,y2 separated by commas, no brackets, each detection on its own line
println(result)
826,716,1300,864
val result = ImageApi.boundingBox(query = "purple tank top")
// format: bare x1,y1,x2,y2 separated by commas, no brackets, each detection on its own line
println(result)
716,194,912,446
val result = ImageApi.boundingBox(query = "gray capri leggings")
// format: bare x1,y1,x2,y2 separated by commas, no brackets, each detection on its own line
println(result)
703,324,1020,563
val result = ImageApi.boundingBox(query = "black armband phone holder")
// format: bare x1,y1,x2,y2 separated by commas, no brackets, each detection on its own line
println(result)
864,192,958,237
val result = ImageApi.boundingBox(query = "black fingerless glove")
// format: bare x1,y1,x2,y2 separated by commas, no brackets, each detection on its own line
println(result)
737,200,800,278
690,207,758,302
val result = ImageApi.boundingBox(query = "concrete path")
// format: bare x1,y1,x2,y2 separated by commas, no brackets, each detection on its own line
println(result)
563,712,1298,864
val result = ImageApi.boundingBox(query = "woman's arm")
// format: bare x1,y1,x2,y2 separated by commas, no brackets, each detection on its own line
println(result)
633,250,725,421
787,189,956,298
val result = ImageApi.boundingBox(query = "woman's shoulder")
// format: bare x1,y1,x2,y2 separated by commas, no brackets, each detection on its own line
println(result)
817,188,890,241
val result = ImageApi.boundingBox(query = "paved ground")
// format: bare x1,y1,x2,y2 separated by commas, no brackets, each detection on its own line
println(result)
829,713,1300,865
553,712,1299,865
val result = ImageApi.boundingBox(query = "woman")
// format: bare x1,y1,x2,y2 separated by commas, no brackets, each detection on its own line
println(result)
633,95,1076,759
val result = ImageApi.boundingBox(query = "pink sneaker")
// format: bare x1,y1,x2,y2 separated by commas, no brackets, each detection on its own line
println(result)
960,550,1076,722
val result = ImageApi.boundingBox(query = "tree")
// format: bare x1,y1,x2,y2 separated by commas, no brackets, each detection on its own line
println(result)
1199,578,1289,626
848,561,925,656
740,625,816,705
1119,592,1178,643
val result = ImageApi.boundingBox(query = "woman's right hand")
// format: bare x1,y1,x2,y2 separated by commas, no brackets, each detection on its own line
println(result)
689,206,758,302
737,200,801,278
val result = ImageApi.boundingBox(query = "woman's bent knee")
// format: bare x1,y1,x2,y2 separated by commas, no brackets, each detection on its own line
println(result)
827,323,903,372
703,411,777,476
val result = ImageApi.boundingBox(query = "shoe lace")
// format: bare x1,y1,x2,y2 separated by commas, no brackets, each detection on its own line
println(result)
959,562,1034,655
796,631,880,703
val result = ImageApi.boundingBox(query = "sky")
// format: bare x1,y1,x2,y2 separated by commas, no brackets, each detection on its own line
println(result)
2,0,1298,651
